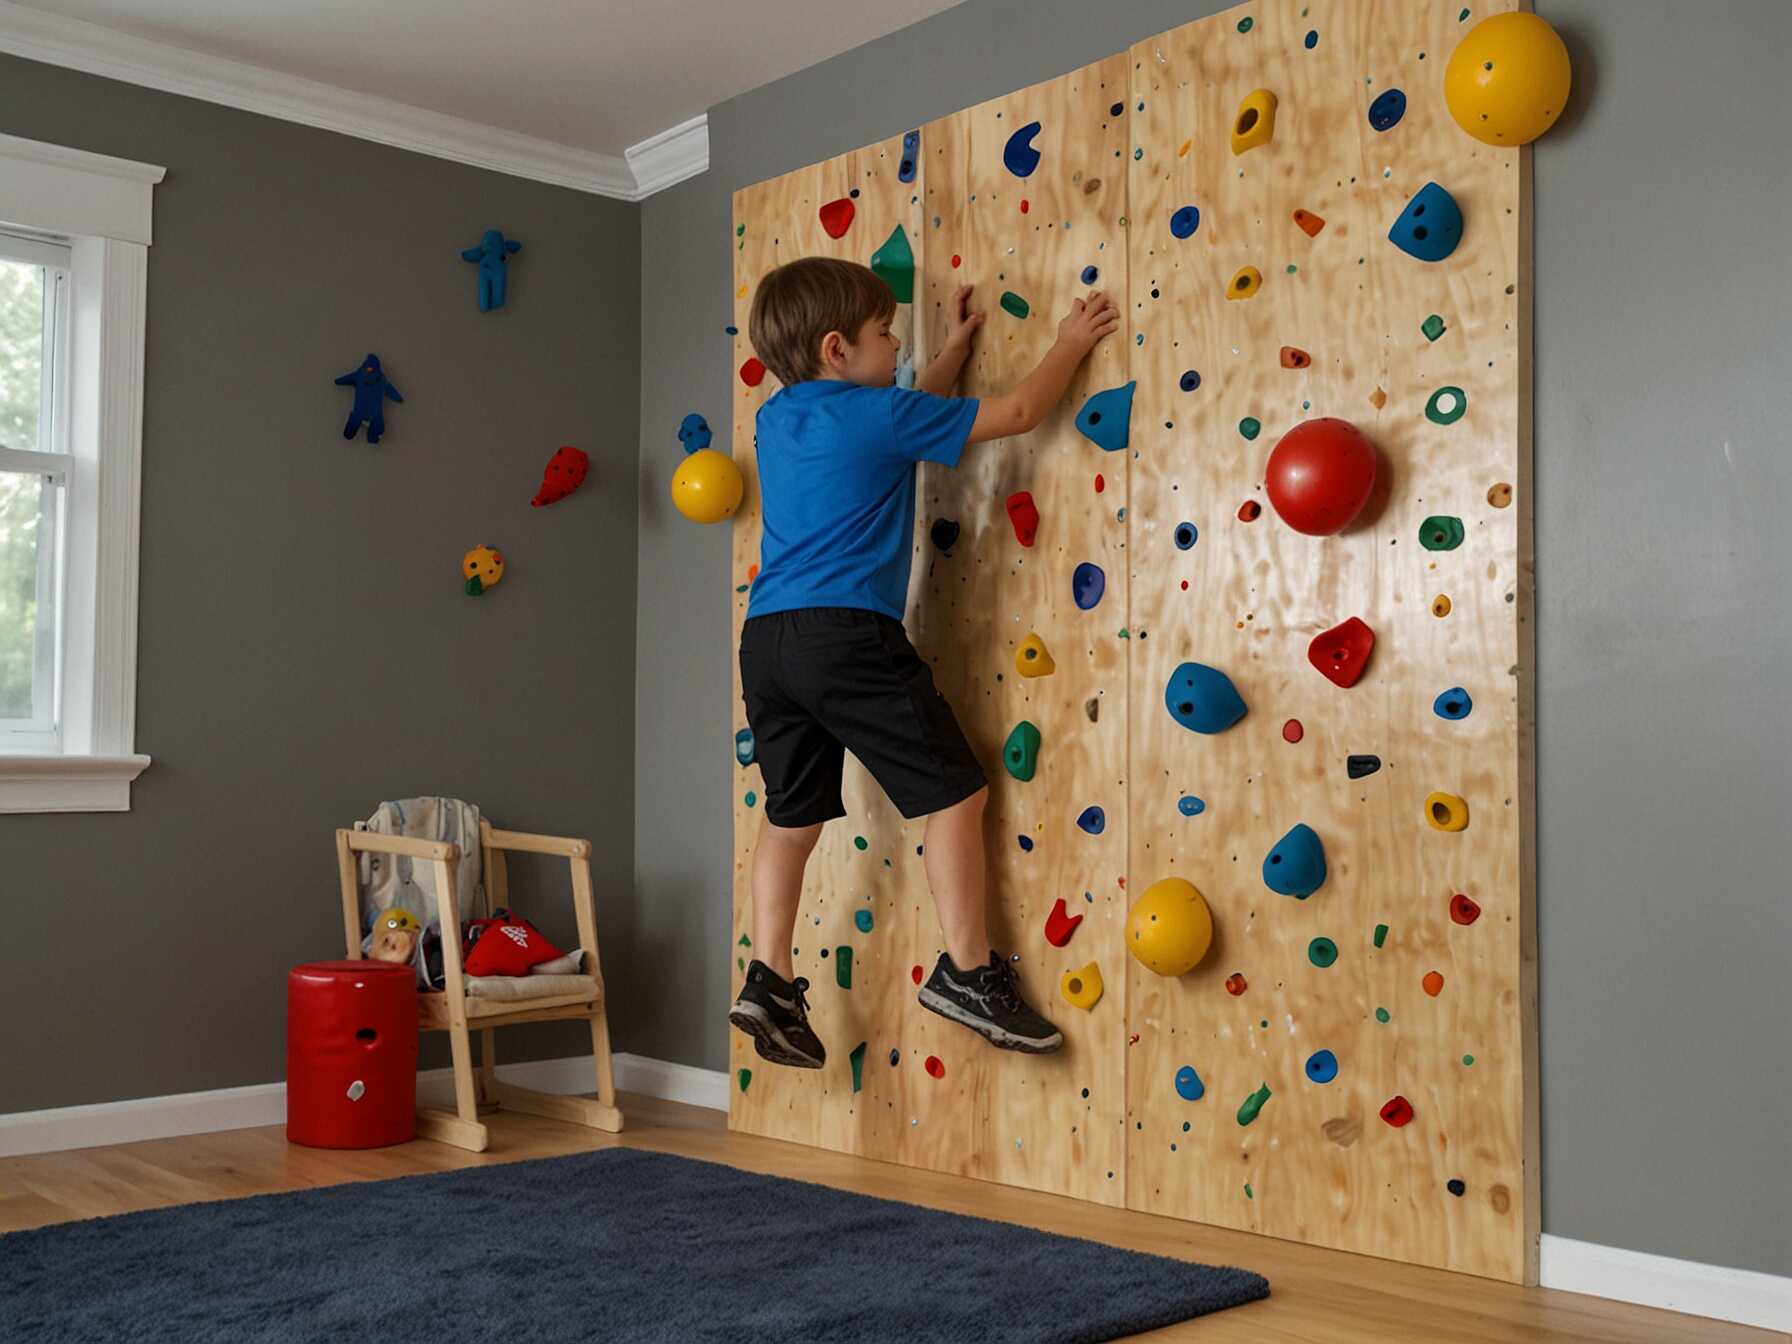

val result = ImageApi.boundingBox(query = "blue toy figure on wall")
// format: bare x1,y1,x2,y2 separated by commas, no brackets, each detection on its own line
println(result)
334,353,403,443
460,228,521,311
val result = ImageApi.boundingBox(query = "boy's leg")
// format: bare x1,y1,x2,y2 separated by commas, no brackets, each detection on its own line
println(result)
922,785,992,974
751,816,822,980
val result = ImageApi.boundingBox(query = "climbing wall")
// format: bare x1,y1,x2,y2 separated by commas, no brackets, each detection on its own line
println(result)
730,0,1535,1283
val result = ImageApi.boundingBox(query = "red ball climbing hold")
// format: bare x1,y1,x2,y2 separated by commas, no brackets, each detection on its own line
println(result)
740,357,766,387
924,1055,945,1079
1006,490,1040,547
818,197,855,239
1282,718,1304,743
1237,500,1262,522
1308,616,1375,688
1450,893,1482,926
1224,972,1248,996
951,254,962,268
1044,896,1084,947
911,964,924,985
1020,199,1030,214
1094,473,1105,494
1423,971,1446,997
1380,1095,1415,1127
1264,417,1378,536
530,445,589,507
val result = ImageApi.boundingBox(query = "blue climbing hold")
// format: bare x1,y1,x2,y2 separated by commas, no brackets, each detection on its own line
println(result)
678,412,712,454
459,228,521,312
333,353,403,443
1017,834,1034,852
1165,663,1247,735
1169,205,1200,239
1081,265,1099,284
1434,687,1474,720
1003,120,1043,178
1178,795,1206,817
1368,88,1407,132
1179,369,1201,392
898,129,919,183
1072,562,1106,610
734,728,755,767
1075,380,1136,452
1263,822,1327,898
1076,806,1106,835
1305,1049,1339,1084
1174,522,1198,550
1175,1065,1205,1101
1388,182,1463,263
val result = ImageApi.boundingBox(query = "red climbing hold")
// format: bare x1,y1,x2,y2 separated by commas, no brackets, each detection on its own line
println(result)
1020,199,1030,214
1225,972,1248,996
924,1055,945,1079
818,197,856,239
1094,473,1105,494
1282,718,1304,743
1044,896,1084,947
1293,208,1326,237
911,964,924,985
1380,1095,1415,1127
1308,617,1376,688
951,254,962,268
1006,490,1040,547
1265,417,1378,535
1450,893,1483,926
740,357,766,387
1237,500,1262,522
530,445,589,507
1279,346,1312,369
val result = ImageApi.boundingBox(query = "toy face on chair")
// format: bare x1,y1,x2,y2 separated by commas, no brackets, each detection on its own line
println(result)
369,908,421,965
462,545,505,595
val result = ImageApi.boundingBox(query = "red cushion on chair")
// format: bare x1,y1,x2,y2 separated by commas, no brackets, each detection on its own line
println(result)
462,912,564,977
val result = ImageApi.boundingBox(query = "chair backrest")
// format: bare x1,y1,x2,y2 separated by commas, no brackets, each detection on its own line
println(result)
356,797,486,934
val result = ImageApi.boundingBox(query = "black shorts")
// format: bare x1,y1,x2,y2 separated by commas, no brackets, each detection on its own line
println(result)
739,608,988,827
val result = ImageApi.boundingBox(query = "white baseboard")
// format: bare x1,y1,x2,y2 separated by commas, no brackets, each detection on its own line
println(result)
1540,1234,1792,1333
7,1072,1784,1332
0,1051,726,1160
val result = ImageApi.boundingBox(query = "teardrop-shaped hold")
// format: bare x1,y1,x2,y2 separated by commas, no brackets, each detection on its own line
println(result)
1164,662,1247,734
1230,89,1277,154
1075,380,1136,452
1293,208,1326,237
1175,1065,1205,1101
1015,632,1056,678
1308,617,1376,688
1002,720,1041,781
1388,181,1463,263
1072,562,1105,610
1226,266,1263,300
1076,805,1106,835
869,223,915,302
1060,960,1104,1010
1433,687,1474,720
818,197,855,238
1045,896,1084,947
1263,822,1328,898
1003,120,1043,177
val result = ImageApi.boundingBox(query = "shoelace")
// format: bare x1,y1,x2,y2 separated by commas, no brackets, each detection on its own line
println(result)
788,976,812,1020
973,959,1025,1014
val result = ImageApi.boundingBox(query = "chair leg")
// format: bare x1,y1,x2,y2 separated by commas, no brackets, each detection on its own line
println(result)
476,1028,499,1110
488,1009,623,1134
414,1016,489,1151
588,1006,619,1112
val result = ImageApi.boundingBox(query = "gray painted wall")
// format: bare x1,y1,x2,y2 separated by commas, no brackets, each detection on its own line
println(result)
636,0,1791,1276
0,51,640,1111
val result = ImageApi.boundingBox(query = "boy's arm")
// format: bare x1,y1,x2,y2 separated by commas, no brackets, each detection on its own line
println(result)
967,290,1120,444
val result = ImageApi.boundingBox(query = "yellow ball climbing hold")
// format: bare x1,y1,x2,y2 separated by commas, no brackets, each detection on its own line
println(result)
1225,266,1262,301
462,544,505,595
1015,632,1056,678
1445,11,1572,147
1229,89,1277,155
1424,791,1470,833
671,449,745,524
1125,877,1213,977
1060,961,1105,1011
1432,594,1453,618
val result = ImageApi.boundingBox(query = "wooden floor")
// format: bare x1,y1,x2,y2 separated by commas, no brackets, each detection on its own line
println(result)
1,1092,1780,1343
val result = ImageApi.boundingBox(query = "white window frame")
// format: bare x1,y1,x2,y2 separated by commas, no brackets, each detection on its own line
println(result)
0,132,164,812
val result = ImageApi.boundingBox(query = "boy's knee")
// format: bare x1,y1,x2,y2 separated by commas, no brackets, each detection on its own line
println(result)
939,785,988,818
763,817,824,851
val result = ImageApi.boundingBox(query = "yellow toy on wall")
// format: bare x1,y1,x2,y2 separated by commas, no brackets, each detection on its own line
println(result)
1445,11,1572,146
1124,878,1213,977
672,449,745,524
462,544,505,595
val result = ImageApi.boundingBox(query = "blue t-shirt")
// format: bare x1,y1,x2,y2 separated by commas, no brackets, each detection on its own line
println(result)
746,379,979,621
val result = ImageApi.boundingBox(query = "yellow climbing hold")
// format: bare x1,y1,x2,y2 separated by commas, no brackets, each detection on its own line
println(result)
462,544,505,596
1230,89,1277,155
1125,877,1213,977
1060,961,1105,1010
1015,632,1056,678
1225,266,1262,301
1424,791,1471,833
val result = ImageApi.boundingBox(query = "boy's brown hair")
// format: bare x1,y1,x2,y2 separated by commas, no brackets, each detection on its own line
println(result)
748,257,897,388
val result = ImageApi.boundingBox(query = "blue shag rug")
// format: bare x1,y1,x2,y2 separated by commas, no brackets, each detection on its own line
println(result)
0,1147,1268,1341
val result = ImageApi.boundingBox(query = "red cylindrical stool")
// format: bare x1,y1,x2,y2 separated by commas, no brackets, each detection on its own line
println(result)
286,960,418,1149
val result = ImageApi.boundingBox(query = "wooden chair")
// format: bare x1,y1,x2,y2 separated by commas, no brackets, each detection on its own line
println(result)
335,817,623,1152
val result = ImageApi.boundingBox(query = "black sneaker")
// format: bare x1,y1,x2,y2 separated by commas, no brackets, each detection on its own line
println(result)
728,960,826,1068
918,952,1064,1053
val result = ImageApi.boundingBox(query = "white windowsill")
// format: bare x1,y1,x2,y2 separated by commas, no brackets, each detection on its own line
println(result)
0,754,152,813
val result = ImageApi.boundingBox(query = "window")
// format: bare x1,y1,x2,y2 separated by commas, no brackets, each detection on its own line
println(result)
1,232,72,753
0,131,163,812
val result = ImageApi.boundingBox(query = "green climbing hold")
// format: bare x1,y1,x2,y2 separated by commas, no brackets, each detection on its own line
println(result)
855,909,874,934
1373,923,1388,948
1420,515,1465,551
1237,1082,1272,1126
737,1067,752,1092
870,224,915,303
1376,1007,1391,1023
1003,720,1042,781
735,224,745,237
1237,15,1254,32
854,835,868,851
835,945,853,989
744,790,757,807
1000,291,1031,319
739,933,751,946
1244,1183,1254,1199
850,1041,867,1093
1239,417,1261,441
1308,937,1339,968
1422,313,1447,342
1426,385,1467,425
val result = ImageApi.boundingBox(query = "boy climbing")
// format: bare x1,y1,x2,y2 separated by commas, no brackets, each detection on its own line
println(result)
728,255,1120,1068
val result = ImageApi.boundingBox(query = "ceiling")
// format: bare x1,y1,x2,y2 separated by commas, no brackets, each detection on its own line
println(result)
1,0,968,193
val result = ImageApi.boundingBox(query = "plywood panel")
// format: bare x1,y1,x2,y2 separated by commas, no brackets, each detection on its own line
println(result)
1122,0,1533,1281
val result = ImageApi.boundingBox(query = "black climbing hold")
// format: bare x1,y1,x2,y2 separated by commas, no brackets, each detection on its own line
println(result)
930,518,960,551
1447,1178,1466,1197
1347,754,1382,779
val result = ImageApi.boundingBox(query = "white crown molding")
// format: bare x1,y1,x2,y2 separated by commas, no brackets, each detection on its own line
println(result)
0,1,707,201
